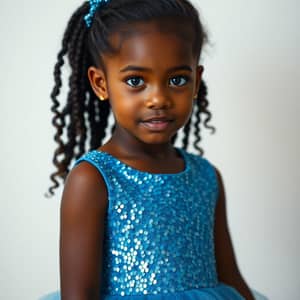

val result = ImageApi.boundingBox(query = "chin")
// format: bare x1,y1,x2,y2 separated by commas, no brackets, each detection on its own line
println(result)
141,136,173,145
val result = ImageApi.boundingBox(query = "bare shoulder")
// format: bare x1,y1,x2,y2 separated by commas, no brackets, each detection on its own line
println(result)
210,163,222,182
60,161,108,297
61,161,108,213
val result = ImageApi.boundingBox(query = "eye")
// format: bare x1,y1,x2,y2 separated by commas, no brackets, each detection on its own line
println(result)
125,76,145,88
169,75,190,87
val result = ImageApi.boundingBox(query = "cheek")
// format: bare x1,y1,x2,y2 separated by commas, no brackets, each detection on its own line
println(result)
178,99,194,116
110,97,140,122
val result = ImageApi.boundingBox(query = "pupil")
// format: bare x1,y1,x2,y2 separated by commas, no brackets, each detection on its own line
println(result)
132,78,139,85
173,77,180,85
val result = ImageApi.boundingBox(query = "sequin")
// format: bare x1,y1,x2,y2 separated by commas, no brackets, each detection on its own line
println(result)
72,148,242,299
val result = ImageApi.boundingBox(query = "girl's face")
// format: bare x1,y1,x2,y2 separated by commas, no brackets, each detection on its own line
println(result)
89,21,203,146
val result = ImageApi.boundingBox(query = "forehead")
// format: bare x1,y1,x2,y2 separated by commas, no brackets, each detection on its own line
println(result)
103,21,197,69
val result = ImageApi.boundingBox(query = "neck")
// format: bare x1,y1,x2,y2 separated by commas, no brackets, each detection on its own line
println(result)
104,126,176,159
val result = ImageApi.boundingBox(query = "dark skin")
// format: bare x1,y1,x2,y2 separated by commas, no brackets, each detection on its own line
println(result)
60,21,255,300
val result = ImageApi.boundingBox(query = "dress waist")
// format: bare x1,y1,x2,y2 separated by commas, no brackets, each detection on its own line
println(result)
101,283,245,300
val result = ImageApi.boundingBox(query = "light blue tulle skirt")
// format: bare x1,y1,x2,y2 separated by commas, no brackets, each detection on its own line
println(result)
39,283,268,300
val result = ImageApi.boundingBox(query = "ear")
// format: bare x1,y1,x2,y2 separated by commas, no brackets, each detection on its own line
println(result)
87,66,109,100
194,65,204,97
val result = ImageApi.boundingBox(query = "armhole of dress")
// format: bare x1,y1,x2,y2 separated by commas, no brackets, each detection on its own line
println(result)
201,156,220,207
200,157,220,255
72,157,112,212
182,149,220,206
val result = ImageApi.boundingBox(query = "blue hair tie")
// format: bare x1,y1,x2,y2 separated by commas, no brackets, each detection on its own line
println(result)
84,0,110,28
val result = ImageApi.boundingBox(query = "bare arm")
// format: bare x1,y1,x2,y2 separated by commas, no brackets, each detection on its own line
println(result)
213,166,255,300
60,162,108,300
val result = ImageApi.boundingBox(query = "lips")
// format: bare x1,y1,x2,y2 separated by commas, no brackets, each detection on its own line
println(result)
141,116,173,131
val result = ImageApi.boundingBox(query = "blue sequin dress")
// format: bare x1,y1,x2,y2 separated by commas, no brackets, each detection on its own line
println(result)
40,148,245,300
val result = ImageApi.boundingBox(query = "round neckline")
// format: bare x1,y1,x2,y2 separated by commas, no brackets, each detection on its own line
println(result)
92,147,190,176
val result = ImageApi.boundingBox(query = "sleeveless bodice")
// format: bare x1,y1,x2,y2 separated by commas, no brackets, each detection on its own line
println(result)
39,149,270,300
73,148,227,298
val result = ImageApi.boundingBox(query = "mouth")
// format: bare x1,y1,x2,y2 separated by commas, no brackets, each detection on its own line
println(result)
141,117,173,131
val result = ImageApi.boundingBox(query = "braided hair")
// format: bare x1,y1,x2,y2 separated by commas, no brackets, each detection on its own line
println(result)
46,0,216,197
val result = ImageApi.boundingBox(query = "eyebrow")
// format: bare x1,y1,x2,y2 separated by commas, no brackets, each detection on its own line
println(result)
120,65,193,73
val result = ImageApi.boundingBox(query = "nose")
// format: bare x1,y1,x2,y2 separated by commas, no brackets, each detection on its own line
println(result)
145,87,172,110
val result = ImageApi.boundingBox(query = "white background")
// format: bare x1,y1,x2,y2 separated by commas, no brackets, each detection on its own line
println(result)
0,0,299,299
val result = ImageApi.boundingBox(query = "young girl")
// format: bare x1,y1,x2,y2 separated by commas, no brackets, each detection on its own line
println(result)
43,1,267,299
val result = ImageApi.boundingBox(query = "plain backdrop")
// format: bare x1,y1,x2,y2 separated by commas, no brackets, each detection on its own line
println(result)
0,0,299,299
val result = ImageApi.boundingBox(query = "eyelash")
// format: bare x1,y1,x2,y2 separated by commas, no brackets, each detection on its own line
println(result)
124,75,190,88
